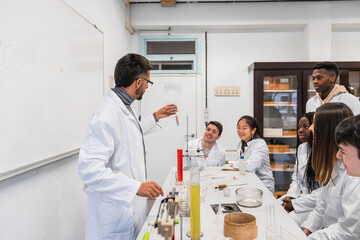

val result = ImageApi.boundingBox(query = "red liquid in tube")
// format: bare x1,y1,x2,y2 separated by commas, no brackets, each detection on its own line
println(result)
177,149,183,182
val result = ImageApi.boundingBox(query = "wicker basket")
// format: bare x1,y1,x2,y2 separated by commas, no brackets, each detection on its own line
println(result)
224,212,257,240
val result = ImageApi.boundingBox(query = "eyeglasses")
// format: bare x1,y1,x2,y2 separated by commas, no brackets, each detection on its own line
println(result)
137,77,153,86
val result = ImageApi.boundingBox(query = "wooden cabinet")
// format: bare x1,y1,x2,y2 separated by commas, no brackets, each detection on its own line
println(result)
249,62,360,196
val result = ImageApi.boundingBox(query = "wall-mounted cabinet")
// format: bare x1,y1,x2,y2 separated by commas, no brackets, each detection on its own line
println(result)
249,62,360,196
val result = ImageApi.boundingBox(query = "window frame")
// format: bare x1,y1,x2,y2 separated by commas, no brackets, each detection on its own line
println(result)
140,36,200,74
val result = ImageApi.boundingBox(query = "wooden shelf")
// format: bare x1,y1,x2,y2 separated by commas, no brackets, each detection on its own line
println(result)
271,163,295,171
264,90,297,93
264,135,297,138
264,103,297,107
272,168,294,172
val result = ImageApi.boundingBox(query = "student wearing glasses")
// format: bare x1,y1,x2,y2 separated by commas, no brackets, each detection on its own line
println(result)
78,53,177,240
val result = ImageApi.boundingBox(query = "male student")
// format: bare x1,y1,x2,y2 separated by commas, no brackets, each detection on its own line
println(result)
306,61,360,115
183,121,225,169
78,53,177,240
335,115,360,177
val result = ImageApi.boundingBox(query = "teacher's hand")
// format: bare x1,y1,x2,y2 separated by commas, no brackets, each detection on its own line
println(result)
155,104,178,120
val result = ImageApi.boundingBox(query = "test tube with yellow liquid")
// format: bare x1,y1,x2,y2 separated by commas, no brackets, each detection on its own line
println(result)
190,167,201,239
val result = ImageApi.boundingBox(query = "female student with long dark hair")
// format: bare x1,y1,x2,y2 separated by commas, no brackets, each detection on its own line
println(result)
280,112,321,225
234,115,274,193
302,103,360,239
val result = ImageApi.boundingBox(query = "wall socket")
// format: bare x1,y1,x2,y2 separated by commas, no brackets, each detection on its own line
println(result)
214,86,240,96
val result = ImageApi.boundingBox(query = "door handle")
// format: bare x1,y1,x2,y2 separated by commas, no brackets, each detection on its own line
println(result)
185,133,195,138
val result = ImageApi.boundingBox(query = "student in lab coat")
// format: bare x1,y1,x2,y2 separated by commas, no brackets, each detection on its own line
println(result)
234,115,275,193
306,61,360,115
184,121,225,169
335,114,360,177
301,103,360,239
78,53,177,240
280,112,321,226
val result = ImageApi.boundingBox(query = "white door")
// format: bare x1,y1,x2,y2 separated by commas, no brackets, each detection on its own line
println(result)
141,74,202,185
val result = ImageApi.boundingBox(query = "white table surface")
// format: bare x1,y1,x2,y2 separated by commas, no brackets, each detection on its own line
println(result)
137,166,307,240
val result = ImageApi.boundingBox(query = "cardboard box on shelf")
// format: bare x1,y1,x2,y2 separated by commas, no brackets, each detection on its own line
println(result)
282,130,297,136
279,77,290,90
268,145,290,153
269,78,280,90
264,76,290,90
264,128,283,136
264,77,271,90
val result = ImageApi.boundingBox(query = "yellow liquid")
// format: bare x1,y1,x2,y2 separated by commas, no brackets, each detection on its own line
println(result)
190,184,201,240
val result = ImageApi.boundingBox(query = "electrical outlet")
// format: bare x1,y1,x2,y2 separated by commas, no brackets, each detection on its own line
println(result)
214,86,240,96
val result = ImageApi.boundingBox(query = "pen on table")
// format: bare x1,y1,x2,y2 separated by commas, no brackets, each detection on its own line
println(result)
142,224,152,240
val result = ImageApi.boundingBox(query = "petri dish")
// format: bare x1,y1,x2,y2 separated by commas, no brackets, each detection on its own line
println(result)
235,187,263,208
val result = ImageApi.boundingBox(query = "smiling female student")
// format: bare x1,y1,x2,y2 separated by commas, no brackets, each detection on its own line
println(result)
301,103,360,239
234,115,274,193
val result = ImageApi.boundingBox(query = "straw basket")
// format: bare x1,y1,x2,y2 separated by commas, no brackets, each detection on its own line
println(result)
224,212,257,240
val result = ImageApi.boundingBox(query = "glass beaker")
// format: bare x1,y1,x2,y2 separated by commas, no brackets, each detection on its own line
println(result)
190,167,201,239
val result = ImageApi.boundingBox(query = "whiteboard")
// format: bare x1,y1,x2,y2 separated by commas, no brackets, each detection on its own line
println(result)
0,0,104,180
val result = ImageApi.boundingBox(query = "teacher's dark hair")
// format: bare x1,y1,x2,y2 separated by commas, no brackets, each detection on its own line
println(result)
114,53,152,88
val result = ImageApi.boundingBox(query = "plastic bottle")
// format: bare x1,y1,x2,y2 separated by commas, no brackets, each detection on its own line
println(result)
239,155,246,176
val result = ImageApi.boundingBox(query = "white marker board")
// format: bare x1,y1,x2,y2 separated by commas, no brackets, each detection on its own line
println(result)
0,0,104,180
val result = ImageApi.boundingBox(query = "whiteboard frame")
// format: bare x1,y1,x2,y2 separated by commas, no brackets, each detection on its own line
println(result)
0,149,80,181
0,1,104,181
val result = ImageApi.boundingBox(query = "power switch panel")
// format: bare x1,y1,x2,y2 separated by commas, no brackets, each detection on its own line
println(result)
214,86,240,96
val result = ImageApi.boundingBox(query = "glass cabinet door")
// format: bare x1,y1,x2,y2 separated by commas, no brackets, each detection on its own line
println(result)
263,75,298,193
307,74,316,100
349,71,360,100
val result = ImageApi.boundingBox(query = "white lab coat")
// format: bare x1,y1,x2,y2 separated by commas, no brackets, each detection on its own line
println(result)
281,143,321,226
78,91,157,240
284,143,311,198
302,160,360,239
183,138,225,170
234,138,275,193
306,91,360,115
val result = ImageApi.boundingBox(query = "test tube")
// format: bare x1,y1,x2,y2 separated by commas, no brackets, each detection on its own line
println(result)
175,115,179,127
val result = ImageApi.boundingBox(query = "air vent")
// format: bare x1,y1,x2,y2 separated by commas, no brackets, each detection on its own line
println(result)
141,37,199,73
151,61,193,70
146,41,196,55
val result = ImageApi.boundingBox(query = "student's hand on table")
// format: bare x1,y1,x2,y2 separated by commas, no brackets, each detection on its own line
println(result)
303,228,312,236
282,197,295,212
137,181,164,200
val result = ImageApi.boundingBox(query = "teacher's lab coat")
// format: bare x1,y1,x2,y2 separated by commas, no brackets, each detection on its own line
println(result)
78,90,157,240
234,138,275,193
302,160,360,239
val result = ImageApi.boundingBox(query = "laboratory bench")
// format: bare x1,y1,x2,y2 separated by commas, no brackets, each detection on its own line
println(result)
137,166,307,240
